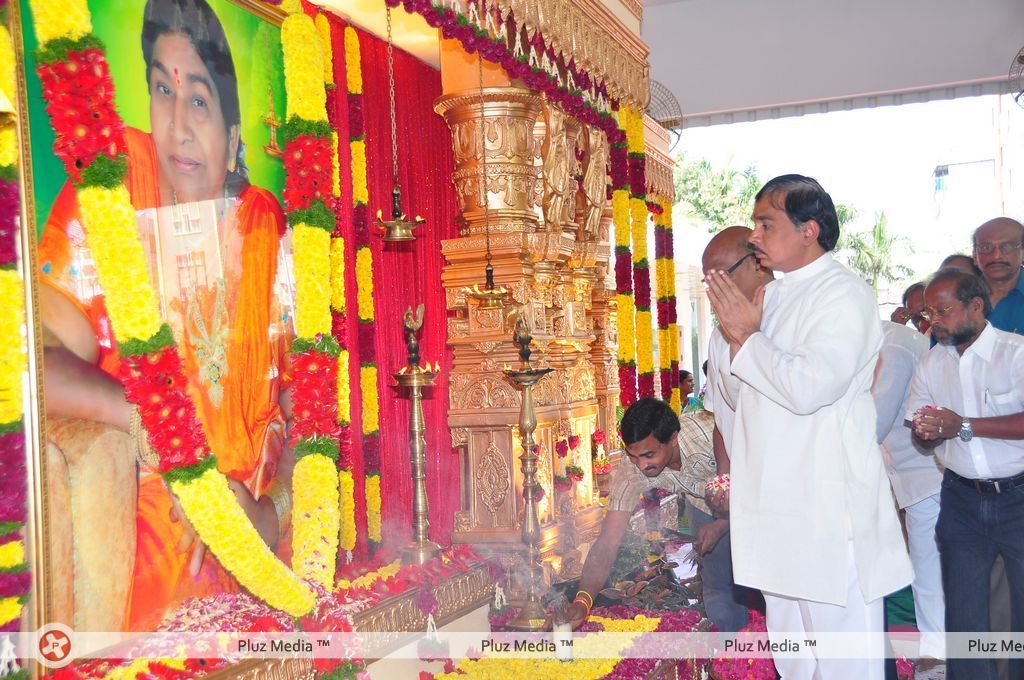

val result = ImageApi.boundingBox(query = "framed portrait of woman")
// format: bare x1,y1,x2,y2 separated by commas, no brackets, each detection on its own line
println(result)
14,0,296,635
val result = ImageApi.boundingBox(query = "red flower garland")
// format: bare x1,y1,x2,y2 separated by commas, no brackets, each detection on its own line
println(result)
289,348,343,443
120,348,211,471
36,48,126,183
283,134,335,213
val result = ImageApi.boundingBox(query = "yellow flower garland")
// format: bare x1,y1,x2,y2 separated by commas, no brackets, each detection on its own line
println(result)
0,270,24,425
338,469,356,553
616,294,637,365
337,349,351,425
612,189,630,249
360,365,379,436
351,140,368,204
0,596,20,628
629,197,647,257
77,186,163,344
291,453,341,587
355,246,375,322
0,539,23,569
171,467,314,616
314,13,334,87
335,558,400,592
344,27,363,95
31,0,90,45
661,196,681,413
330,236,346,312
282,14,327,123
365,473,382,543
0,27,15,169
636,310,654,375
292,224,332,338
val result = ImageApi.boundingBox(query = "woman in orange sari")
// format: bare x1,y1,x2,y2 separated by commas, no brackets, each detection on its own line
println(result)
40,0,291,631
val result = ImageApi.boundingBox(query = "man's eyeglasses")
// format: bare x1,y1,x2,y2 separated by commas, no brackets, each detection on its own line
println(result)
974,241,1024,256
725,252,756,275
919,303,959,322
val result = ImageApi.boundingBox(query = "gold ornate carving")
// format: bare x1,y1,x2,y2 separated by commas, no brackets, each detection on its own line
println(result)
455,510,473,533
645,143,675,201
541,100,573,234
351,565,493,634
462,376,520,410
569,359,597,402
451,428,470,447
581,125,610,239
496,0,650,108
435,89,543,236
476,440,512,519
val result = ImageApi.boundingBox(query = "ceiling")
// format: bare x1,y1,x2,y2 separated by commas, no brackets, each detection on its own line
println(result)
643,0,1024,127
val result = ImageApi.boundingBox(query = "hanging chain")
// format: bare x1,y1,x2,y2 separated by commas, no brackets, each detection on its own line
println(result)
478,21,491,268
387,7,399,185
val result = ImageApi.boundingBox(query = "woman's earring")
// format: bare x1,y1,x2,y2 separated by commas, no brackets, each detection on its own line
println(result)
228,157,236,173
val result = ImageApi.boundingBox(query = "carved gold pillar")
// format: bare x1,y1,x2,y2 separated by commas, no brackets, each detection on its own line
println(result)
436,58,603,585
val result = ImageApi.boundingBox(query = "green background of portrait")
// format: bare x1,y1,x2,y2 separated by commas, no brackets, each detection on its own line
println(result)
19,0,287,235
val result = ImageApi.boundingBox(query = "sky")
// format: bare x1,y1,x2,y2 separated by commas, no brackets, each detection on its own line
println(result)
671,93,1024,307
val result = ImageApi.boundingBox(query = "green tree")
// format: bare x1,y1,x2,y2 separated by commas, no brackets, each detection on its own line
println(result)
837,211,914,293
673,156,760,232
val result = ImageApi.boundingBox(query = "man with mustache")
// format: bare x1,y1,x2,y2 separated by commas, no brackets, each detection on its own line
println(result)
974,217,1024,335
907,269,1024,680
706,174,911,679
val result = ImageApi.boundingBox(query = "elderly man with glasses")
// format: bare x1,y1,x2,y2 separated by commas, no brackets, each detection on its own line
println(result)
908,269,1024,680
974,217,1024,335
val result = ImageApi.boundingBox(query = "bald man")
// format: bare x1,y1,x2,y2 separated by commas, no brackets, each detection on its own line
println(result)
696,226,773,632
974,217,1024,334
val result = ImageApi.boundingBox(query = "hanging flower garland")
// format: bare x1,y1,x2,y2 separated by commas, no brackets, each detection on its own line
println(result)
310,6,357,561
611,107,636,408
623,104,654,399
26,0,315,616
660,196,681,412
0,3,30,644
342,25,382,548
280,1,342,589
652,199,673,407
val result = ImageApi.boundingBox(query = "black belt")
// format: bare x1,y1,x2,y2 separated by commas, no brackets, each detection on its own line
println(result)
947,469,1024,494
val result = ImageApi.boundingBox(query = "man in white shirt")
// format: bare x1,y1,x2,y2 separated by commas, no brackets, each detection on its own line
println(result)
907,269,1024,680
874,320,944,660
706,174,912,680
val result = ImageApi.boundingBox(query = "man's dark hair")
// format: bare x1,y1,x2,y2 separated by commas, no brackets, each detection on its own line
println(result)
928,269,993,317
620,398,680,446
701,360,708,377
755,174,840,252
940,253,984,277
902,282,925,306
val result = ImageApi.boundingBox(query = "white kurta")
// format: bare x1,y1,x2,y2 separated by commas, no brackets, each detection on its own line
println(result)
728,254,913,605
704,327,740,455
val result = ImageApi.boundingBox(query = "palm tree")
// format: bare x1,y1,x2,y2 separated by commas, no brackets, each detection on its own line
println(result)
838,211,914,293
673,156,760,232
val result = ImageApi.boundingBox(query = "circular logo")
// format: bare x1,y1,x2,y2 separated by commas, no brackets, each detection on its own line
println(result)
36,624,74,669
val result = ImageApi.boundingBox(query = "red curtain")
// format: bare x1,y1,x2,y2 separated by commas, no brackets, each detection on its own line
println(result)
324,14,460,551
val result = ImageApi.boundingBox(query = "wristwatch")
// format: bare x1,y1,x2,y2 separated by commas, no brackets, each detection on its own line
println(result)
958,418,973,442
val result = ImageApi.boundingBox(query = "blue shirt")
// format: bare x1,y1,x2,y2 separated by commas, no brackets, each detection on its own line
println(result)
987,269,1024,335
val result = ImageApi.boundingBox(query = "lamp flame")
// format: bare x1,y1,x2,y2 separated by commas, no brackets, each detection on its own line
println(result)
376,209,383,220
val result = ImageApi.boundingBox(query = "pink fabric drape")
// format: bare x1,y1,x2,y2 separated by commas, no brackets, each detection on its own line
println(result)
325,14,459,551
